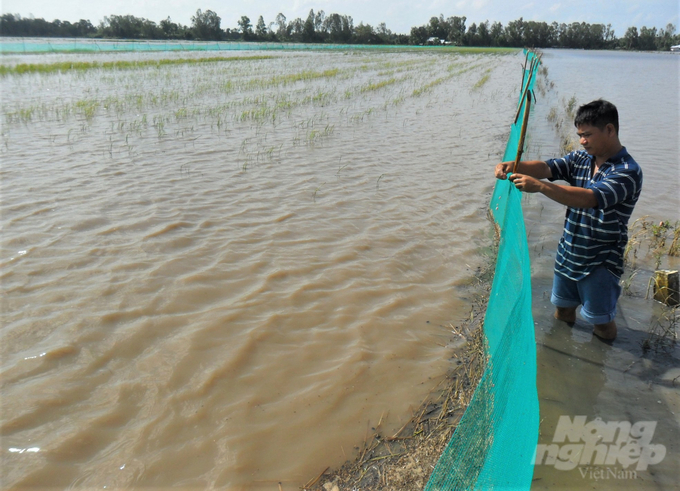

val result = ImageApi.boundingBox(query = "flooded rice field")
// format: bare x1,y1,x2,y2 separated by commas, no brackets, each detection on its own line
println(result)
3,46,678,490
1,48,520,489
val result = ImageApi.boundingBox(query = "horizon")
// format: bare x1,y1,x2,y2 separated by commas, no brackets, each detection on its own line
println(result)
1,1,678,37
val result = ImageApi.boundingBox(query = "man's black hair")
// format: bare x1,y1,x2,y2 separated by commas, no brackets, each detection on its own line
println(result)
574,99,619,134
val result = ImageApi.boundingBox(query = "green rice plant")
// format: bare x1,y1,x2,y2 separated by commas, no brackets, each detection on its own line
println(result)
312,182,326,202
449,62,485,76
246,68,339,90
309,90,335,106
0,55,275,77
74,100,98,120
239,106,274,123
175,108,188,121
412,74,454,96
360,77,398,93
5,106,36,123
473,68,493,89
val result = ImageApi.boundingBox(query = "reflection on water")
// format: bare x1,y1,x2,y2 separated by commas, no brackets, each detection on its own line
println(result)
1,49,519,489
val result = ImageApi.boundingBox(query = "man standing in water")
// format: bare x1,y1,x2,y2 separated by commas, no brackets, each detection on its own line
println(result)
494,99,642,341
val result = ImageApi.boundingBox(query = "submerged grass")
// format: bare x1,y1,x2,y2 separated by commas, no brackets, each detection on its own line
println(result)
0,55,275,76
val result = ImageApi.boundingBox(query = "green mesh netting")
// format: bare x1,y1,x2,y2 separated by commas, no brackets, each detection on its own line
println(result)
0,38,500,54
425,50,540,491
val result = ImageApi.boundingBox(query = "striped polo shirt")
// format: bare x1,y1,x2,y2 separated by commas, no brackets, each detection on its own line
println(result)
545,147,642,280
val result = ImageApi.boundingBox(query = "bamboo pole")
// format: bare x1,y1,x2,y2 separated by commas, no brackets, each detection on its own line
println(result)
513,91,532,174
514,56,537,124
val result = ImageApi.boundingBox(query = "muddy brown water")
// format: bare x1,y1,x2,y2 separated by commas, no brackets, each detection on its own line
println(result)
1,49,518,489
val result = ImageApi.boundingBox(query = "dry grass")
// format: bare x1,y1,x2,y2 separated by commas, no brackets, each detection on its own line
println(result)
641,306,679,354
624,217,680,270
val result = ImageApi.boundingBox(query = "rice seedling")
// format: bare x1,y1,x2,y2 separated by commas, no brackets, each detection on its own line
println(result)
312,182,326,202
0,55,275,77
360,77,399,93
74,100,99,120
376,174,385,190
412,75,452,97
473,69,493,89
245,68,340,90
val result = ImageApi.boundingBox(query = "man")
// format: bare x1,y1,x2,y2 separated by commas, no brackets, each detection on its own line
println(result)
495,99,642,341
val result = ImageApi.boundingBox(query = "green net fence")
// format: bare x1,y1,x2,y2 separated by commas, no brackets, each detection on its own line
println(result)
0,38,501,54
425,50,541,490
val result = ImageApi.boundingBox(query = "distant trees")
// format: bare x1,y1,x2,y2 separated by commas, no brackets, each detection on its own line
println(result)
408,15,677,50
159,17,185,39
0,13,95,37
99,15,161,39
656,23,678,51
255,16,267,39
0,10,678,51
274,13,287,40
192,9,221,40
325,13,353,43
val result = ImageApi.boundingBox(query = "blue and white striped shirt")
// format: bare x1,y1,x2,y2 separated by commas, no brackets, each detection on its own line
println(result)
545,147,642,280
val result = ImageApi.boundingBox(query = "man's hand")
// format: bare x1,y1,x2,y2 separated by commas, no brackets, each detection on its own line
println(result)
509,173,542,193
495,161,514,180
495,160,553,180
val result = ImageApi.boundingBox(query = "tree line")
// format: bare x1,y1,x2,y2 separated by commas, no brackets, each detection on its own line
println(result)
1,10,678,51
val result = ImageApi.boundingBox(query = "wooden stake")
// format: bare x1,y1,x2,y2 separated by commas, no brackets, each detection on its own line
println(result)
513,91,532,174
514,56,537,124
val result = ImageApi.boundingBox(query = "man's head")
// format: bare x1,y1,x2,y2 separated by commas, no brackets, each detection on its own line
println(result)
573,100,622,159
574,99,619,134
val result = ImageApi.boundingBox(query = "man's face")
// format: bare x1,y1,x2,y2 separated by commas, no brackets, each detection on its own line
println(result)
576,123,611,157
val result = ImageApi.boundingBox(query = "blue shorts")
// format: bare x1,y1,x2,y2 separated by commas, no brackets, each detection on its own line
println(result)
550,266,621,324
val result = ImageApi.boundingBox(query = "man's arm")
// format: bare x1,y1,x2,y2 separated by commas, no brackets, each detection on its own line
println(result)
509,174,598,209
495,160,552,180
495,157,597,208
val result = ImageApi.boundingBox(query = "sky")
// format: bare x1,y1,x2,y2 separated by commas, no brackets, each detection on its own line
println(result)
2,0,678,37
